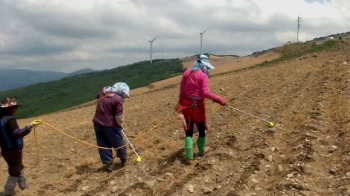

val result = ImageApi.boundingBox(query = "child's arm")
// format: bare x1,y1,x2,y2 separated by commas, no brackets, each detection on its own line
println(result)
7,118,31,137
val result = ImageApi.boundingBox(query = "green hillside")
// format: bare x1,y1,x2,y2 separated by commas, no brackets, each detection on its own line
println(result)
0,59,184,118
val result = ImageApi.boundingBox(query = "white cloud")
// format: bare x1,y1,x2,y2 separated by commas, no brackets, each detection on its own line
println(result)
0,0,349,72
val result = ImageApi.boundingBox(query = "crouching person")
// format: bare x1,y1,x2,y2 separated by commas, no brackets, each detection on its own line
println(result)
0,98,41,196
92,83,131,172
177,54,227,164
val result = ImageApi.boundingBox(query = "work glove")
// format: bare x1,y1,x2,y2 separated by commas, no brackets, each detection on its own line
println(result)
213,96,227,106
26,119,41,129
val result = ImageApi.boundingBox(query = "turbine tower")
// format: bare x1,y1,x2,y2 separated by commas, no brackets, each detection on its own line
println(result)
195,26,211,54
145,35,159,64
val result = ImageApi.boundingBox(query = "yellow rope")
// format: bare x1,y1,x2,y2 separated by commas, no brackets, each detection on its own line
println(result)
40,121,114,150
22,111,175,168
23,128,40,168
129,112,176,142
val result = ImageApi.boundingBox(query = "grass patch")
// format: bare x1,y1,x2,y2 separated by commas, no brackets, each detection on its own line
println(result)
262,40,337,65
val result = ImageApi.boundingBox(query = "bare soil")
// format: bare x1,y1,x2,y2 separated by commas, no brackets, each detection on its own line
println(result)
1,40,349,196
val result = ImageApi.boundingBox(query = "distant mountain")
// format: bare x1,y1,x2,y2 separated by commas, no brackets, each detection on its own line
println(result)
64,68,96,78
0,68,97,92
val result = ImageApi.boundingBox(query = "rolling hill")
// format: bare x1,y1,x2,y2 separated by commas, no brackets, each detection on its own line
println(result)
0,68,97,92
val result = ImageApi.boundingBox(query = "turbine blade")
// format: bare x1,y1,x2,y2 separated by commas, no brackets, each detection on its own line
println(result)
152,35,159,42
145,36,150,41
202,26,212,34
194,27,201,33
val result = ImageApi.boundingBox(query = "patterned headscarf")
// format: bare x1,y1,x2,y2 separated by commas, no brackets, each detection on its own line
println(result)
112,82,130,99
102,83,130,99
192,54,215,76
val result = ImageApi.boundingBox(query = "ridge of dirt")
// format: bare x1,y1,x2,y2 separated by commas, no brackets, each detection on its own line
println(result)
1,40,349,196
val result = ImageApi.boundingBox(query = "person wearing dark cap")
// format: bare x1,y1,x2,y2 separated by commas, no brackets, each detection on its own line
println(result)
0,98,41,196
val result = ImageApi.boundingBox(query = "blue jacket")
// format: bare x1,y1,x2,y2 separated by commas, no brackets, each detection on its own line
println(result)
0,116,31,149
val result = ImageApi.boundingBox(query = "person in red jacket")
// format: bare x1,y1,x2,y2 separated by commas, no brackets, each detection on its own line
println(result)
0,98,41,196
177,54,227,164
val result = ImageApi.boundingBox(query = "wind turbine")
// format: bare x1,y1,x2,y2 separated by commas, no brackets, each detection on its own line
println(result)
195,26,211,54
145,35,159,64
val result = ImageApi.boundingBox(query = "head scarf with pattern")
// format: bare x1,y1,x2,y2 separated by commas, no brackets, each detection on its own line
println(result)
112,82,130,99
192,54,215,76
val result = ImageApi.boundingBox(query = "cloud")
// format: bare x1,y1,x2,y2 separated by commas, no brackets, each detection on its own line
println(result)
1,37,73,56
305,0,331,3
0,0,349,73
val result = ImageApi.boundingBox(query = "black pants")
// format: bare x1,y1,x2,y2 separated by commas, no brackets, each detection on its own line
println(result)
185,121,206,137
1,148,23,177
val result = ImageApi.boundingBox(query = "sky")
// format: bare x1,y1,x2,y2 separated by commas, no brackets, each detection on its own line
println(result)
0,0,349,73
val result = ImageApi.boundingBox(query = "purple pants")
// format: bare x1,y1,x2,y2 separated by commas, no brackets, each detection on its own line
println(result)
1,148,23,176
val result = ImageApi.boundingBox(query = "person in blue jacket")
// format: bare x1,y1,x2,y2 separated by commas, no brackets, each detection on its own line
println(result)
0,97,41,196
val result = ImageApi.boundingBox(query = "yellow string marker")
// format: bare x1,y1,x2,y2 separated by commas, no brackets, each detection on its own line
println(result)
24,112,176,168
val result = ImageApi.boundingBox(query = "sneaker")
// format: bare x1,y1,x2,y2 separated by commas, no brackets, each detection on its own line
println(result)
104,164,114,172
198,146,211,156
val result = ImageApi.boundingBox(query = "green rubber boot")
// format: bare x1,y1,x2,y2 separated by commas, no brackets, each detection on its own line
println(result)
185,137,194,161
197,137,207,155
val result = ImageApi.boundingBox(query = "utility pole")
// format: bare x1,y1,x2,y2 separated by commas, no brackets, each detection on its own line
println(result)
296,16,303,42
